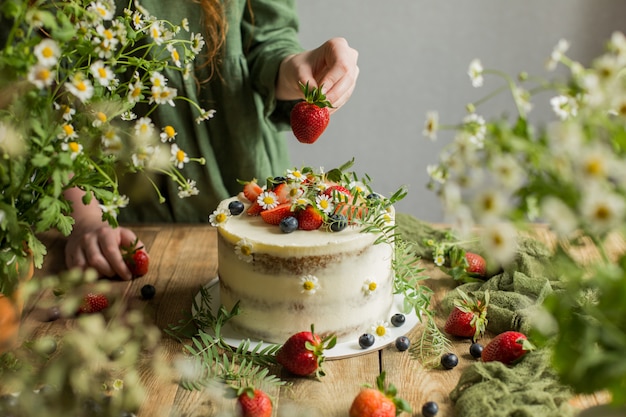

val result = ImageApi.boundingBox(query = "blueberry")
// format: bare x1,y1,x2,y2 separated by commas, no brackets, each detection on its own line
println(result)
395,336,410,351
366,193,381,200
469,342,483,359
140,284,156,300
228,200,244,215
279,216,298,233
358,333,375,349
46,306,61,321
272,176,287,184
328,214,347,232
441,352,459,369
390,313,406,327
422,401,439,417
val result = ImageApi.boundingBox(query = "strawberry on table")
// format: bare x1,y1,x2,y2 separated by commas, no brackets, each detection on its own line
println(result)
77,292,109,314
444,289,489,341
349,372,412,417
290,81,332,144
276,324,336,378
236,386,272,417
121,238,149,278
260,203,293,225
297,205,324,230
482,331,535,365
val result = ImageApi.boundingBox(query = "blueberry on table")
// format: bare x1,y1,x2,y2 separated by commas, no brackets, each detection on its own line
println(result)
279,216,298,233
358,333,375,349
469,342,483,359
228,200,244,216
390,313,405,327
422,401,439,417
140,284,156,300
441,352,459,369
395,336,410,351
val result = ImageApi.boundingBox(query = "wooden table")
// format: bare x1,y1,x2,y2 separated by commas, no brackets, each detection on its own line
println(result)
21,225,604,417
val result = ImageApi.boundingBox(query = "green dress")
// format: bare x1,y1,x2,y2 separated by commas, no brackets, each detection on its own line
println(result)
117,0,304,223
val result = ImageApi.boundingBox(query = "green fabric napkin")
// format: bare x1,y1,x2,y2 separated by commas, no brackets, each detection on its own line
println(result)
395,213,574,417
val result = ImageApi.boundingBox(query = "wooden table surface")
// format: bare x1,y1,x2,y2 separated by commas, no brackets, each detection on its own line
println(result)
21,224,604,417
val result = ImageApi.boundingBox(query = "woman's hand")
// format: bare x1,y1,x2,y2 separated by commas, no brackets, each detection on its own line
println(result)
277,37,359,112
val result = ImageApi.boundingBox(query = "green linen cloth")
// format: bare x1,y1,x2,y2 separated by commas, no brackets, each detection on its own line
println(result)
395,213,574,417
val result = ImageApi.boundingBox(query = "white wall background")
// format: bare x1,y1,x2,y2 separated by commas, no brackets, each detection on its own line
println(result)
288,1,626,222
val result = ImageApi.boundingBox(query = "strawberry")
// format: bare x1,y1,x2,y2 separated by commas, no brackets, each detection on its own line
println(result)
323,184,352,203
465,252,487,277
246,201,263,216
260,203,293,225
77,293,109,314
242,179,263,203
334,202,367,222
236,386,272,417
482,331,535,365
444,290,489,341
297,205,324,230
121,238,150,277
276,324,336,377
349,372,412,417
290,81,332,144
271,182,291,204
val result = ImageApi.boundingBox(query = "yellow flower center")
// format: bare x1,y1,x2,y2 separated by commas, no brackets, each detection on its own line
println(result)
97,67,108,79
375,325,386,337
215,213,227,223
37,68,51,81
76,80,87,92
585,158,603,176
68,142,80,152
262,195,275,205
164,125,176,137
63,124,74,136
240,245,251,256
176,149,185,162
319,199,329,209
595,205,610,220
42,46,54,58
103,29,114,40
171,49,179,62
368,282,377,292
96,112,107,123
131,87,142,98
303,281,315,291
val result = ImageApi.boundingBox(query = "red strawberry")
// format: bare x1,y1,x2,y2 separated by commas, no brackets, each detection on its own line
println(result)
78,293,109,314
482,331,535,365
297,205,324,230
276,325,336,377
444,290,489,341
465,252,487,277
323,184,352,203
290,81,332,144
271,183,291,204
121,238,150,277
260,203,293,225
246,201,263,216
334,202,367,222
236,387,272,417
349,372,412,417
243,179,263,203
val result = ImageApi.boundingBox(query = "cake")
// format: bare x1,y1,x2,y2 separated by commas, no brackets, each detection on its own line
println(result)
209,162,400,344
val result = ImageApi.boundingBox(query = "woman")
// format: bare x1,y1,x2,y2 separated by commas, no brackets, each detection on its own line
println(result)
65,0,359,279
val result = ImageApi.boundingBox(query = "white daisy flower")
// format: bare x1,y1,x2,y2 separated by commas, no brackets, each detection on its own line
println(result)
167,44,182,68
490,154,525,190
127,80,144,103
178,180,199,198
257,191,279,210
195,108,216,124
480,220,518,265
131,145,155,168
287,183,304,202
462,113,487,147
134,117,155,138
27,64,55,89
371,320,390,339
88,1,114,20
90,60,116,87
512,85,533,116
131,11,144,29
170,143,189,169
121,111,137,121
101,128,122,152
149,21,165,45
99,195,129,220
472,188,508,220
92,111,108,127
315,194,334,214
234,239,254,262
33,38,60,67
190,32,205,54
181,18,190,32
550,95,578,120
423,111,439,141
434,254,446,266
150,85,177,106
286,169,305,182
467,58,484,88
208,208,230,227
57,123,78,140
61,141,83,160
300,275,320,295
160,125,177,142
54,103,76,121
65,72,94,103
150,71,167,88
546,38,570,71
362,279,378,297
348,181,367,196
580,187,625,235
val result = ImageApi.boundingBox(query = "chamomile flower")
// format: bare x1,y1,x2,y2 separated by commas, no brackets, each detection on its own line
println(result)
99,195,129,219
65,72,94,103
178,179,199,198
90,60,116,88
160,125,177,142
462,113,487,147
131,145,156,168
88,1,114,20
54,103,76,121
190,32,205,54
195,108,216,124
151,85,177,106
550,95,578,120
27,64,55,89
93,24,119,58
150,71,167,88
286,169,305,182
580,187,625,235
371,320,390,339
434,253,446,267
33,38,60,67
181,18,190,32
134,117,155,138
101,128,122,152
315,194,334,214
57,123,78,140
167,44,182,68
170,143,189,169
149,21,165,45
423,111,439,141
490,154,525,190
92,111,108,127
472,188,508,220
349,181,367,196
512,85,533,116
546,38,570,71
208,208,230,227
362,279,378,296
61,141,83,160
131,10,144,29
257,191,279,210
468,59,484,88
300,275,320,295
287,183,304,202
127,80,144,103
121,111,137,121
234,239,254,262
480,220,517,265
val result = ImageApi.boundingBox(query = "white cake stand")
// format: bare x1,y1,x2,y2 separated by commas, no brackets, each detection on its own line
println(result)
192,277,422,360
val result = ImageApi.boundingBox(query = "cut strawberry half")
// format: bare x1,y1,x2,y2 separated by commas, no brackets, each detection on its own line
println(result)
297,205,324,230
246,201,263,216
260,203,293,225
243,179,263,203
272,183,291,204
